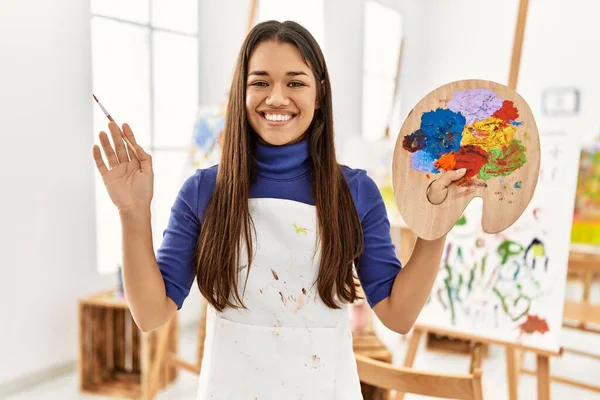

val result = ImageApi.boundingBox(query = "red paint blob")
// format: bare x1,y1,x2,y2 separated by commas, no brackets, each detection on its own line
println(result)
519,314,549,335
453,145,488,178
493,100,519,123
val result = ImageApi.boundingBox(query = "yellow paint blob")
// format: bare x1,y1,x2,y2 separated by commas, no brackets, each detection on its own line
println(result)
532,244,545,257
460,116,516,151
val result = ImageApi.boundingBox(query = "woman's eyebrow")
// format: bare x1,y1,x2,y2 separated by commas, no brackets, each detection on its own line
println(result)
248,70,309,77
285,71,308,77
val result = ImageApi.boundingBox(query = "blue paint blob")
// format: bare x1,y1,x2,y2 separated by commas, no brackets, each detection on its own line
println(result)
514,181,522,189
510,120,522,126
512,260,521,280
419,108,466,159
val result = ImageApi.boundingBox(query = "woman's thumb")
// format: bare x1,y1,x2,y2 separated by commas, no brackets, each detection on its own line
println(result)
455,168,467,177
136,144,152,168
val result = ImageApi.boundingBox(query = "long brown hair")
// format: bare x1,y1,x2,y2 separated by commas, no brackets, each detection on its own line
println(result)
196,20,364,312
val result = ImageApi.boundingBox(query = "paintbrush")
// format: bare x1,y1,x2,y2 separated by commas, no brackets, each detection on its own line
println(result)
93,94,140,161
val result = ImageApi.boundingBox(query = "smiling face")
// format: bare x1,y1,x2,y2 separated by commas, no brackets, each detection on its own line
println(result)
246,40,320,146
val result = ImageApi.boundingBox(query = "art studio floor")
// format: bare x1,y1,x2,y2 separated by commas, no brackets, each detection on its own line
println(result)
6,283,600,400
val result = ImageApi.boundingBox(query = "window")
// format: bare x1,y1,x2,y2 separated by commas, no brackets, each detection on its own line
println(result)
362,1,403,142
91,0,199,274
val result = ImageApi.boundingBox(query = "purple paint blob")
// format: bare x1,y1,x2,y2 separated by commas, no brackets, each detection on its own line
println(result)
410,150,437,173
447,89,503,124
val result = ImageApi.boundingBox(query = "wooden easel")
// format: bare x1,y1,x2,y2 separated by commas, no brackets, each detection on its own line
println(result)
394,222,568,400
396,1,562,398
520,250,600,393
397,324,561,400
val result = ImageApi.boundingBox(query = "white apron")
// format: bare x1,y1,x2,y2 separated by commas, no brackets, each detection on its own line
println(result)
196,198,363,400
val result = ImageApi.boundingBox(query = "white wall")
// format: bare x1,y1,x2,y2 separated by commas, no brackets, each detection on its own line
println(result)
519,0,599,142
0,0,114,390
324,0,365,139
198,0,254,106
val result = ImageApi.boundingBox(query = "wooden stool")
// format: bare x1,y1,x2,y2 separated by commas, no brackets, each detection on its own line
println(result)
355,353,484,400
78,288,178,400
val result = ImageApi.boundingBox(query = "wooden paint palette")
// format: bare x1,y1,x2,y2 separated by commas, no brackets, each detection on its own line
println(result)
392,79,540,240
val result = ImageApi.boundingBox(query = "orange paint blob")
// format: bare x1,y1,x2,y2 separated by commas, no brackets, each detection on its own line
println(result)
434,153,456,171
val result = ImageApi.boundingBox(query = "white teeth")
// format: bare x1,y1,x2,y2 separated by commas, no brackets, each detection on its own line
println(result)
264,113,293,122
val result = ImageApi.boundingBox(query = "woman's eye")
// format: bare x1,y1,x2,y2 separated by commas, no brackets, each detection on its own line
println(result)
249,81,304,88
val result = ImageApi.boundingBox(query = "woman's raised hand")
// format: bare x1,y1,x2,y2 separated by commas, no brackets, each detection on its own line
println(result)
92,122,154,215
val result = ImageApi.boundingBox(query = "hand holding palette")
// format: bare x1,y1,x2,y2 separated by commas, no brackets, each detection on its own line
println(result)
392,80,540,240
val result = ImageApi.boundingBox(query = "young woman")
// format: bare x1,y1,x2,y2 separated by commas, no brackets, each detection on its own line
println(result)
93,20,466,400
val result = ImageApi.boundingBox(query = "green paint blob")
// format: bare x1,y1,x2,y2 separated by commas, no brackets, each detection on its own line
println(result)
456,215,467,226
477,139,527,179
497,239,524,265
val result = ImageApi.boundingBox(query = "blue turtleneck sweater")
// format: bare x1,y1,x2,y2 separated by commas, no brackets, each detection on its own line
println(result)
156,137,403,309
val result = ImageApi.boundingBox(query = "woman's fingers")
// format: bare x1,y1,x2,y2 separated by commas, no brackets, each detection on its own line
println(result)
99,131,119,168
121,123,138,147
108,121,129,163
121,123,141,161
92,144,109,175
122,123,153,172
436,168,467,187
136,143,153,172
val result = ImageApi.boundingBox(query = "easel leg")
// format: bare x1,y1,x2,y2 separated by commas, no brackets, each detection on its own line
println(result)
470,342,482,373
140,331,150,400
197,301,208,371
537,355,550,400
404,328,422,368
576,271,594,329
506,347,519,400
394,328,423,400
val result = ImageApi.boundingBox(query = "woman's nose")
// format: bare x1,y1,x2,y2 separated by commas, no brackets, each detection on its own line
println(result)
265,85,290,106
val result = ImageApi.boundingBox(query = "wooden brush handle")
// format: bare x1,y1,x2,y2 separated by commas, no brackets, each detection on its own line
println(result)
121,134,140,161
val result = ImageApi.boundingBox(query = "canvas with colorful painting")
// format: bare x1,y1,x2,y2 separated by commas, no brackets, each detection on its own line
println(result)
403,109,579,353
189,104,227,170
571,142,600,248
